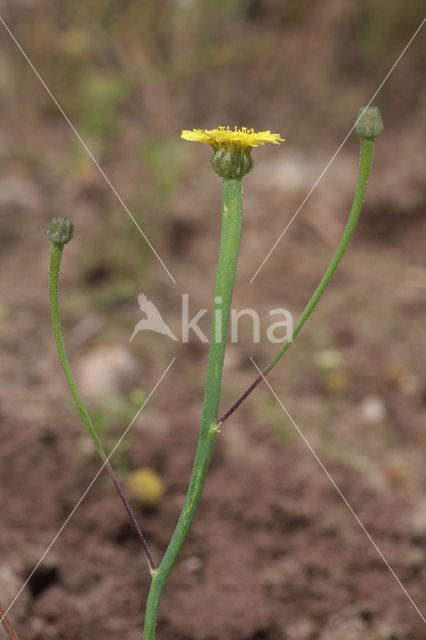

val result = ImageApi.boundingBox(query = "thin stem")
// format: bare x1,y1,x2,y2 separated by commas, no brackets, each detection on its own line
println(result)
48,242,156,571
0,603,19,640
143,178,243,639
218,136,375,425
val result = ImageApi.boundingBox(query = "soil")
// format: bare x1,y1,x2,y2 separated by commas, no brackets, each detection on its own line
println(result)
1,393,426,640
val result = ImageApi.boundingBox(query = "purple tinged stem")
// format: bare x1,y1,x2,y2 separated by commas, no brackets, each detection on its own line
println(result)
109,465,156,571
218,374,263,424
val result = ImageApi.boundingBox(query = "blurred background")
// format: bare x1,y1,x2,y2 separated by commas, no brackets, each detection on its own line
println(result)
0,1,425,639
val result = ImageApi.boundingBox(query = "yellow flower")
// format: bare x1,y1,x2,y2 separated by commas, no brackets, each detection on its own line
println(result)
181,126,284,149
181,126,284,179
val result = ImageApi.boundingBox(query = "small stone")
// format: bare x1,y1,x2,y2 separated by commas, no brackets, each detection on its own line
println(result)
407,500,426,542
76,346,138,400
181,556,203,574
360,395,386,424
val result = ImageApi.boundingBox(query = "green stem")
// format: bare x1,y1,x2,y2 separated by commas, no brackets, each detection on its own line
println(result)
48,242,156,570
143,178,243,639
219,136,375,425
49,243,107,461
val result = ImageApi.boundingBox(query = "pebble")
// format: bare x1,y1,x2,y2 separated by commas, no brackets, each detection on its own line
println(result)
359,395,386,424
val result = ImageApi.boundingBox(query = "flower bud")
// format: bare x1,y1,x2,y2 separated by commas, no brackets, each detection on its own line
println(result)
211,145,254,179
47,217,74,245
355,107,383,139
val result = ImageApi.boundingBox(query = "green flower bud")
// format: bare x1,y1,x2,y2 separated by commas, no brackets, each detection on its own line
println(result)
355,107,383,139
211,145,254,179
47,217,74,245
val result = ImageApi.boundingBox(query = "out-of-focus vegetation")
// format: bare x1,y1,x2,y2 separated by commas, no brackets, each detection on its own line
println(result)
2,1,423,292
2,1,425,141
0,0,423,331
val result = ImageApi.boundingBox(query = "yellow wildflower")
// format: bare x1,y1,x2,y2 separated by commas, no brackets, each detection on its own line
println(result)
181,126,284,179
181,126,284,149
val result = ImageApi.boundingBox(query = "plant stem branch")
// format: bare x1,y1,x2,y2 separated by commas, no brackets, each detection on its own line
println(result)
0,603,19,640
218,136,375,425
48,242,156,571
143,178,243,639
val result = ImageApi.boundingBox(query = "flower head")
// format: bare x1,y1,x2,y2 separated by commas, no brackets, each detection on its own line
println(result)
181,126,284,148
181,126,284,179
47,217,74,245
355,106,383,139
